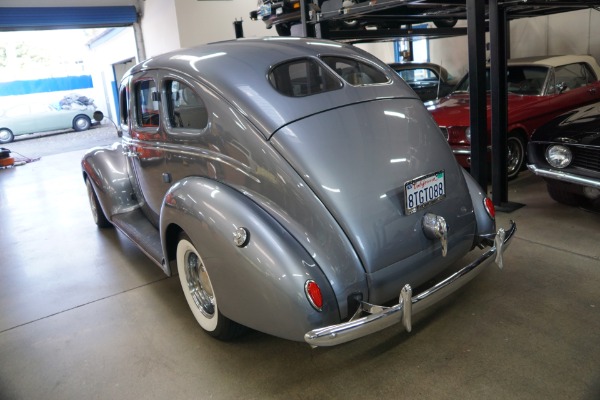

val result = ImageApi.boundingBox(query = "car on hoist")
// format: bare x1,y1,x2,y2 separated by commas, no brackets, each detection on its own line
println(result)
249,0,459,36
428,55,600,179
82,37,515,347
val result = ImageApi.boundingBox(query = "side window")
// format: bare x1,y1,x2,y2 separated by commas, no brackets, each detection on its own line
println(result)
555,63,590,90
119,86,129,131
396,68,438,84
135,80,160,128
269,58,342,97
582,63,597,84
321,56,389,86
165,80,208,130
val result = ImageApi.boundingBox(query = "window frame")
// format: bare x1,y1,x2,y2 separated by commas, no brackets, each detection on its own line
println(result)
132,77,161,133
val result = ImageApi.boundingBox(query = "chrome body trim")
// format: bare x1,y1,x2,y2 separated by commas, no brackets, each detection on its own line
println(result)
527,164,600,189
304,221,517,347
452,145,492,156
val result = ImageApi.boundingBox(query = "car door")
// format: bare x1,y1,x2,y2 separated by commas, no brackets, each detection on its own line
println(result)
160,76,213,186
125,72,166,226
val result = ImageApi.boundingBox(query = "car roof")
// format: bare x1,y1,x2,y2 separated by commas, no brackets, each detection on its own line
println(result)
508,54,599,68
124,37,416,137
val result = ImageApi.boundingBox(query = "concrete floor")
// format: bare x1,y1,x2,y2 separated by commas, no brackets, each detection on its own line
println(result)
1,149,599,400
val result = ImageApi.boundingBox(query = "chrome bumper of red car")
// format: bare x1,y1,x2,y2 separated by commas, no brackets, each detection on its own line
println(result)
527,164,600,189
304,221,517,347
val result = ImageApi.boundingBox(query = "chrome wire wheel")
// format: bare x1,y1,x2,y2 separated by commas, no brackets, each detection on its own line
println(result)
177,236,218,332
185,251,215,317
506,135,525,179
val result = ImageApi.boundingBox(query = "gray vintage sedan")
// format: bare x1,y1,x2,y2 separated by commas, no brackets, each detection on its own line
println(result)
82,37,516,347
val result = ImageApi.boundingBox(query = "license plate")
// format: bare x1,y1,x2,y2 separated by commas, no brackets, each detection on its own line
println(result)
258,4,272,18
404,171,446,214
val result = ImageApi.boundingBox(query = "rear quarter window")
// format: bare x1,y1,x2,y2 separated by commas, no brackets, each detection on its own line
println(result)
321,56,390,86
269,58,343,97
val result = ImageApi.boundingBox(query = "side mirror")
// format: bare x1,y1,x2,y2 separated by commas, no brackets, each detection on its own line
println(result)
93,110,122,137
93,110,104,122
556,82,568,94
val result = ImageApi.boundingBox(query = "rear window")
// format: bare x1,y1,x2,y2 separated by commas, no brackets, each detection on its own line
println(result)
321,56,390,85
269,58,342,97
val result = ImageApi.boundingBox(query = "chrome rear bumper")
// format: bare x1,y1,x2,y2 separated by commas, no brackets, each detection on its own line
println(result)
304,221,517,347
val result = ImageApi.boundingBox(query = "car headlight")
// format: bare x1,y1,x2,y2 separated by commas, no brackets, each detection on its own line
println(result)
545,145,572,169
465,127,471,143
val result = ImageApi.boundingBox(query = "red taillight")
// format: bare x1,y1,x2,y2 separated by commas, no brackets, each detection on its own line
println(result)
305,280,323,311
484,197,495,220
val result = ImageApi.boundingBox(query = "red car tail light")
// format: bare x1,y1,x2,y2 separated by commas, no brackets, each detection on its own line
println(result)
305,280,323,311
484,197,495,220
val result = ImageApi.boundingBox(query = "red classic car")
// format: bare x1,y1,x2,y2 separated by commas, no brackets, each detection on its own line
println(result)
428,55,600,178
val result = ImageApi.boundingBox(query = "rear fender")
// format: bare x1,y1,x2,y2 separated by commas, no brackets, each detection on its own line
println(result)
160,177,340,342
81,143,138,220
461,168,496,241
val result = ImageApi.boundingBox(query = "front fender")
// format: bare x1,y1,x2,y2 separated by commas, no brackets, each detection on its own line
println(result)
81,143,138,219
160,177,341,342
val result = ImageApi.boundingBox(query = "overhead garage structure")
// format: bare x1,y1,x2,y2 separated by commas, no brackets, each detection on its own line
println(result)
0,6,138,30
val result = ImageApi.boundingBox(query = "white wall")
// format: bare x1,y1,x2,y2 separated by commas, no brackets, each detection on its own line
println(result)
139,0,276,57
88,27,138,119
140,0,182,57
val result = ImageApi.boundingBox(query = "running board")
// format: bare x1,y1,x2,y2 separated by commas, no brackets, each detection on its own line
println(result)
111,209,166,274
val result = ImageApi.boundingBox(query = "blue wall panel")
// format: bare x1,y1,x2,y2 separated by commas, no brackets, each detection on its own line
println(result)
0,76,93,96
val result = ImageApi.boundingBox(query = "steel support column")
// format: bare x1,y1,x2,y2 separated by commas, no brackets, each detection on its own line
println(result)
490,0,508,205
466,0,488,191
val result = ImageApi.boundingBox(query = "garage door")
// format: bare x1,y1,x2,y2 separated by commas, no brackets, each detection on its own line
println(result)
0,6,137,30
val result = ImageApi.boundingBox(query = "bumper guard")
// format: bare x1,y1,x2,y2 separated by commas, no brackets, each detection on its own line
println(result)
304,221,517,347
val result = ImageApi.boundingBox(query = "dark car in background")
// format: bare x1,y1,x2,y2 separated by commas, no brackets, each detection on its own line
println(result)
527,101,600,210
389,62,457,103
429,55,600,179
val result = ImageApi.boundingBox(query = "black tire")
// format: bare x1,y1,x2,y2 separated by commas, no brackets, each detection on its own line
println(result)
547,182,586,208
176,233,246,340
0,128,14,144
73,115,91,132
507,134,526,180
433,18,458,28
275,23,291,36
85,178,112,228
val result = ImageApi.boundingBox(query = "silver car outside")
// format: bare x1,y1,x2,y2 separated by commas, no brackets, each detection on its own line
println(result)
82,37,516,347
